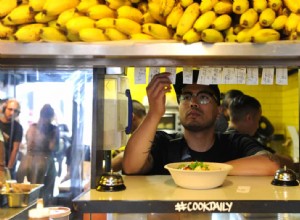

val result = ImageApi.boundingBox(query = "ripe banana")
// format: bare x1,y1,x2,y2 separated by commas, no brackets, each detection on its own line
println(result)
201,28,224,43
137,1,148,14
0,0,18,17
211,14,232,31
180,0,193,8
142,23,173,39
259,8,276,27
199,0,218,14
29,0,47,12
79,27,110,41
297,21,300,36
87,4,116,20
240,8,258,28
193,11,216,32
130,33,154,40
106,0,131,10
251,28,280,43
4,4,35,25
104,27,128,40
66,32,80,41
271,14,288,30
48,19,58,28
233,0,249,14
161,0,176,17
288,31,300,40
76,0,99,13
0,21,16,39
14,23,45,42
66,16,95,34
35,12,57,23
95,17,115,29
236,21,262,42
175,2,200,37
142,12,156,24
148,1,166,24
43,0,80,16
114,18,141,35
213,0,233,15
117,5,143,24
182,28,201,44
166,3,183,29
283,0,300,14
40,26,67,41
224,28,237,42
252,0,267,13
268,0,282,11
56,8,80,29
284,12,300,34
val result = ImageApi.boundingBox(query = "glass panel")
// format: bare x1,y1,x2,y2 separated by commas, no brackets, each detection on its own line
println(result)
0,67,93,207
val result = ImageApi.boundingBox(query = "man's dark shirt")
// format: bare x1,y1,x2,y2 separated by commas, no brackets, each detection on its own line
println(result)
149,131,268,175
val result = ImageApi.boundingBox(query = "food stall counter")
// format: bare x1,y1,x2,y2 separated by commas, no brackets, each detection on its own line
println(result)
73,175,300,214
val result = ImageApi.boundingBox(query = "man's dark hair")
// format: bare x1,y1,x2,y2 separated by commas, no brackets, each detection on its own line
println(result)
173,70,221,105
132,100,146,118
229,94,261,122
222,89,244,109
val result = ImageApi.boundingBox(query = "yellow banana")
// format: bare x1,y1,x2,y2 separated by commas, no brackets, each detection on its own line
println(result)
34,12,57,23
213,0,233,15
14,23,45,42
66,16,95,34
236,21,262,42
176,2,200,37
114,18,141,35
297,21,300,36
0,0,18,17
104,27,128,40
211,14,232,31
193,10,216,32
159,0,175,17
95,17,115,29
283,0,300,14
268,0,282,11
4,4,35,25
259,8,276,27
130,33,154,40
142,23,173,39
148,1,166,24
201,28,224,43
251,28,280,43
252,0,267,13
233,0,249,14
117,5,143,24
271,14,288,30
76,0,99,13
142,12,156,24
137,1,148,14
166,3,184,29
180,0,193,8
56,8,80,29
288,31,300,40
29,0,47,12
224,28,237,42
284,12,300,34
40,26,67,41
43,0,80,16
0,21,16,39
87,4,116,20
233,24,243,34
182,28,201,44
66,32,80,41
199,0,218,14
240,8,258,28
79,27,110,41
106,0,131,10
48,19,58,28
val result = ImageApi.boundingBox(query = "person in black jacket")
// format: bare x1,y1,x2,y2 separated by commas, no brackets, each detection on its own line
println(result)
123,70,280,175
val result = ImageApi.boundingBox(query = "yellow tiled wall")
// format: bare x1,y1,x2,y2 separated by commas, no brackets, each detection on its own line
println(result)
127,68,299,137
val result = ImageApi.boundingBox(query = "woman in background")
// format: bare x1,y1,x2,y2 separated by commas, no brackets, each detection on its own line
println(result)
17,104,59,205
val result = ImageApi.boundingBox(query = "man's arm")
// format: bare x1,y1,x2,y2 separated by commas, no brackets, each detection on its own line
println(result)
123,73,172,174
226,151,280,175
7,141,20,170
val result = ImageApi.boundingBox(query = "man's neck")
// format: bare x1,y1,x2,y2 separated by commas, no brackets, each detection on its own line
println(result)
183,129,215,152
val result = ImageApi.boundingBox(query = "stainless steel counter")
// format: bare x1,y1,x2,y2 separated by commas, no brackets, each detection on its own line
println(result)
73,175,300,214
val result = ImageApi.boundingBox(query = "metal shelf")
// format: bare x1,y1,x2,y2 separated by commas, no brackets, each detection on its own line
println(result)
1,41,300,67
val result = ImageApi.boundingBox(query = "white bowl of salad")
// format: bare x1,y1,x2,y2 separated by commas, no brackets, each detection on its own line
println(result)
164,161,233,190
